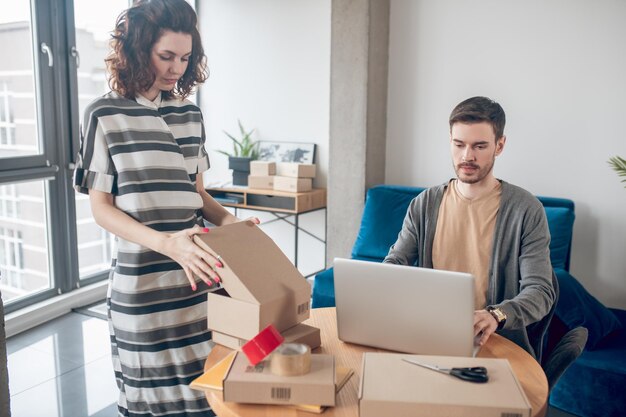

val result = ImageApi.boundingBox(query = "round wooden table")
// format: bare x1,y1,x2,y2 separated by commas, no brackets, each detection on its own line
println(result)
204,307,548,417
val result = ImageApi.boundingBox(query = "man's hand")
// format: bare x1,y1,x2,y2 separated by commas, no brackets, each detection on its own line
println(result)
473,310,499,346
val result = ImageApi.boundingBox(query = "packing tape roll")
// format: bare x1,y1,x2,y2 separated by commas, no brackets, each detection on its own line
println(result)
270,343,312,376
241,324,285,366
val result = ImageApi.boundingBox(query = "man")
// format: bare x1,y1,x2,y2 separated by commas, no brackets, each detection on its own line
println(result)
384,96,556,359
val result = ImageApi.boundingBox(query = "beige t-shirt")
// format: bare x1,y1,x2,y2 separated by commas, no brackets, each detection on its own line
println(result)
432,180,502,309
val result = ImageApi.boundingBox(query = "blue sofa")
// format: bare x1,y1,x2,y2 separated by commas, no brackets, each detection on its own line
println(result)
312,184,625,417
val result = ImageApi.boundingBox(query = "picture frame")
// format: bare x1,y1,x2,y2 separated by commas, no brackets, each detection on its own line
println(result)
257,141,316,164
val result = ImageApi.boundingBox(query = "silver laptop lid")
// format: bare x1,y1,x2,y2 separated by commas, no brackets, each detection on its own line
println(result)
334,258,476,357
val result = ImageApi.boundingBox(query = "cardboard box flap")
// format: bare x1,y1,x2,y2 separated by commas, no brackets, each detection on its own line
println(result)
194,221,310,303
361,353,531,411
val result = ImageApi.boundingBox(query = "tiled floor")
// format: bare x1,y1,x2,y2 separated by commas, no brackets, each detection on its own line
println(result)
6,305,581,417
6,311,118,417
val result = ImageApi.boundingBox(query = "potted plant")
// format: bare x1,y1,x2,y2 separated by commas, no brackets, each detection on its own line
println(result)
608,156,626,188
217,120,259,186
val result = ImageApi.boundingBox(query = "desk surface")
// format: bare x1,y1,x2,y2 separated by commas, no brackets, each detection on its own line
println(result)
203,307,548,417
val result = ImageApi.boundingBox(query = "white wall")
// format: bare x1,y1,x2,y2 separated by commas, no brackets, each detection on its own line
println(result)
387,0,626,308
198,0,331,188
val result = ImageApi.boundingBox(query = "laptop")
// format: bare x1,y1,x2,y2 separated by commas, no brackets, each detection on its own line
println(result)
334,258,478,357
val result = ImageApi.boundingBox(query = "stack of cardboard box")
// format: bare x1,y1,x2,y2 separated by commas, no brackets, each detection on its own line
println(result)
193,220,321,350
247,161,276,190
192,221,334,407
247,161,316,192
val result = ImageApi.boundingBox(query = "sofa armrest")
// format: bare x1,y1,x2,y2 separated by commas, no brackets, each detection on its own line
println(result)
312,267,335,308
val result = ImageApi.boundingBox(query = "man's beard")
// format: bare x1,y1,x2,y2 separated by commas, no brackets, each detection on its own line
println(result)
454,157,495,185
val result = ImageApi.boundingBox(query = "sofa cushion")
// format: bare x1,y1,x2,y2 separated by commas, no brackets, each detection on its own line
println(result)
554,268,622,350
544,207,575,270
550,308,626,417
351,186,425,261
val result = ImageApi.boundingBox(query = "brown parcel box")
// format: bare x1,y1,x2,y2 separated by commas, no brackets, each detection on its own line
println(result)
250,160,276,176
273,176,312,193
247,175,274,190
276,163,316,178
224,351,335,406
194,221,311,340
212,323,321,350
359,353,531,417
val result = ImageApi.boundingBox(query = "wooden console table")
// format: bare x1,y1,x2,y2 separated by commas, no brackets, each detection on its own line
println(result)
206,187,327,275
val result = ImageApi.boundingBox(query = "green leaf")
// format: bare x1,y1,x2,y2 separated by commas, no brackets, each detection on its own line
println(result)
219,120,258,158
608,156,626,187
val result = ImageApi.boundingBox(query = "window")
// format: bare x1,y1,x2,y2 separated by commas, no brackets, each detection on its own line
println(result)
72,0,130,280
0,0,130,311
0,180,50,303
0,82,17,147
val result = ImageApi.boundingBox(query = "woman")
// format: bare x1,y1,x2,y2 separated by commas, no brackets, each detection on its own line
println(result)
74,1,251,415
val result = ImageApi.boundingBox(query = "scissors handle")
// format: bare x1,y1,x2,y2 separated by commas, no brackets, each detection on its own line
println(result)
449,367,489,383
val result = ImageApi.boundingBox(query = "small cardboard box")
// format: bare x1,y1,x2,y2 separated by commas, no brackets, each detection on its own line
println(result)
276,163,316,178
273,176,312,193
224,351,336,406
194,221,311,340
250,161,276,176
247,175,274,190
359,353,531,417
212,323,321,350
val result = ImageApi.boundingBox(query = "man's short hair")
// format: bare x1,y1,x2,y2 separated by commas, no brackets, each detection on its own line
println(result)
449,96,506,140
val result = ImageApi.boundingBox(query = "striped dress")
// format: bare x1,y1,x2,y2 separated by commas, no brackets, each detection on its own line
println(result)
74,91,215,417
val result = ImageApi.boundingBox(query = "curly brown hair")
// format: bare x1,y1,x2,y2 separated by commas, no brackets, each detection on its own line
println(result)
106,0,208,100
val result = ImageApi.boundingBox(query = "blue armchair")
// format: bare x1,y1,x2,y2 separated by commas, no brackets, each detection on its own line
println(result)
312,184,625,417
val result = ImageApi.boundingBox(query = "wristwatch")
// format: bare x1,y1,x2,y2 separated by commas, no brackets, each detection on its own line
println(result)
486,306,507,330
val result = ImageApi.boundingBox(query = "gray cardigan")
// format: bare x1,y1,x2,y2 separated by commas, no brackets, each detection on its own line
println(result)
384,180,556,358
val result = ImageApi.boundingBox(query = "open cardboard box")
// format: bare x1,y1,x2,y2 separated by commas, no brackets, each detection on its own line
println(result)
194,221,311,340
359,352,531,417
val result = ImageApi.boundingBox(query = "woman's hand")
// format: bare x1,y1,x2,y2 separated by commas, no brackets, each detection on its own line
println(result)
159,225,223,291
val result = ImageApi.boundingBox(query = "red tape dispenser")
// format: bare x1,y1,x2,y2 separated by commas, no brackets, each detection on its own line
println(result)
241,324,285,365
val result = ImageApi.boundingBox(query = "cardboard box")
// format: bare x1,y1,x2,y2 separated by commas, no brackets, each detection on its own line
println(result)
194,221,311,340
247,175,274,190
212,323,321,350
273,176,312,193
250,161,276,176
359,353,531,417
276,163,316,178
223,351,336,406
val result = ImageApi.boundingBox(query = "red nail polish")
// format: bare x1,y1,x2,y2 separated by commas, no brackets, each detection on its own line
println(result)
192,283,197,291
216,262,223,268
203,227,209,233
214,276,221,283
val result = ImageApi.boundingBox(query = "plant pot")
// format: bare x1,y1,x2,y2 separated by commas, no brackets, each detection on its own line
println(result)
232,171,249,186
229,156,253,186
229,156,253,173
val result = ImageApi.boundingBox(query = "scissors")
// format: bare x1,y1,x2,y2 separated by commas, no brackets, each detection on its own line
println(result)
402,358,489,383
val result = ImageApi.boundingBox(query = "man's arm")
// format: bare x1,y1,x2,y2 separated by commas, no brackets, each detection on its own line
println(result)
494,203,556,330
383,198,421,266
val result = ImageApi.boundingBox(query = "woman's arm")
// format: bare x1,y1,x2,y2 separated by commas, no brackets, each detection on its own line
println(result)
89,189,220,289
